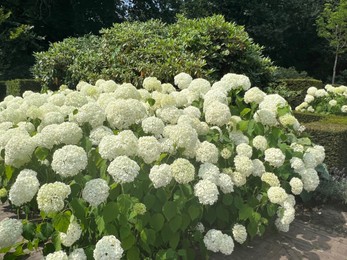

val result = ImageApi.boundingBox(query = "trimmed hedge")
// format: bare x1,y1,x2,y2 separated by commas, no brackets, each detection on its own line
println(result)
0,80,6,101
32,15,275,89
5,79,42,97
298,113,347,170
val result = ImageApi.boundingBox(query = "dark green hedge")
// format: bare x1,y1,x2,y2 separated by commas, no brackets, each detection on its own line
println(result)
32,15,275,89
5,79,42,97
0,81,6,101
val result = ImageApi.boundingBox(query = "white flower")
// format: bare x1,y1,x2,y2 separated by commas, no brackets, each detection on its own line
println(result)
307,106,315,112
114,83,141,100
74,102,105,128
307,87,318,96
290,142,304,153
194,179,219,205
279,114,300,128
60,220,82,247
9,169,40,206
289,177,303,195
156,106,183,124
141,116,165,136
299,168,319,192
37,182,71,213
204,101,231,126
315,89,328,97
0,218,23,249
138,136,161,164
174,72,193,90
161,83,176,94
254,109,278,126
220,73,251,91
234,155,254,177
229,131,249,145
252,135,268,151
107,156,140,183
195,222,205,233
99,130,138,160
236,143,253,158
98,79,118,93
106,99,147,129
183,106,201,119
89,126,113,145
163,123,198,152
203,89,228,111
149,164,172,188
203,229,234,255
252,159,266,177
187,78,211,100
171,158,195,184
267,186,288,205
290,157,305,173
69,248,87,260
232,224,247,244
259,94,287,113
244,87,266,104
231,171,247,187
329,99,337,106
41,112,65,127
143,77,162,92
261,172,280,187
341,105,347,113
5,134,36,168
198,163,220,184
196,141,219,164
304,94,315,103
264,148,285,167
218,173,234,193
220,148,232,159
46,251,68,260
93,235,123,260
82,179,110,207
65,91,88,107
275,218,290,232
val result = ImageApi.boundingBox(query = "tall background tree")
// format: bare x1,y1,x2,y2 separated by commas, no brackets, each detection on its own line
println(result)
317,0,347,84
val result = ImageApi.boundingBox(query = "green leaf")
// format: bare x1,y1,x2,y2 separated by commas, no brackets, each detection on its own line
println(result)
126,246,140,260
240,108,251,117
52,211,71,233
216,205,229,222
34,147,50,161
239,205,253,220
169,215,182,232
238,120,248,131
39,222,54,240
146,98,156,106
163,201,177,221
22,221,36,240
52,231,62,251
150,213,165,231
161,223,172,243
102,202,118,223
96,216,105,235
188,205,201,220
122,234,136,250
247,220,258,238
5,165,14,182
266,204,277,217
234,195,244,209
222,194,233,206
180,213,190,231
169,232,180,249
117,194,133,214
70,198,86,222
140,228,156,245
144,194,156,210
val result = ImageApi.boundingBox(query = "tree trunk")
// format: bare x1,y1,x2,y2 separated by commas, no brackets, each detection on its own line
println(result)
332,50,338,84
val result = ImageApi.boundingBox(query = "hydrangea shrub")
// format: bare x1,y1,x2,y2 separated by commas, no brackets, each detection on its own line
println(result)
295,84,347,114
0,73,324,259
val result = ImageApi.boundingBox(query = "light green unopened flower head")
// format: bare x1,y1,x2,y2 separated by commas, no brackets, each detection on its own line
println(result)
0,188,7,198
133,203,147,215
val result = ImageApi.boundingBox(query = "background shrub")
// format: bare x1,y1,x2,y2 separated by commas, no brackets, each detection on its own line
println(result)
5,79,42,96
32,15,275,89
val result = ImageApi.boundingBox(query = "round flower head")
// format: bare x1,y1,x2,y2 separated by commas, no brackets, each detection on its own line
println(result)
98,130,138,160
232,224,247,244
89,126,113,146
264,148,285,168
149,164,172,188
315,89,327,97
244,87,266,104
133,203,146,215
46,251,68,260
290,157,305,173
198,163,220,184
74,102,106,128
234,155,254,177
161,83,176,94
82,178,110,207
231,171,247,187
252,159,266,177
203,229,235,255
304,94,314,103
194,179,219,205
93,235,123,260
183,106,201,119
254,109,278,126
236,143,253,158
143,77,162,92
218,173,234,193
9,169,40,206
137,136,161,164
341,105,347,113
220,148,232,159
65,91,88,107
107,156,140,183
187,78,211,101
196,141,219,164
203,89,228,110
275,218,290,232
60,220,82,247
163,123,198,152
171,158,195,184
105,99,147,129
141,116,165,136
0,218,23,249
156,106,183,124
5,134,36,168
51,145,88,178
307,86,317,96
174,72,193,90
261,172,280,187
267,186,288,205
69,248,87,260
259,94,287,113
204,101,231,126
229,130,249,145
300,168,319,192
37,182,71,213
220,73,251,91
114,83,141,100
98,79,118,92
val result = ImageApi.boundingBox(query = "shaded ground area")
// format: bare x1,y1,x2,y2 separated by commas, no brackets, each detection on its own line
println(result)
1,203,347,260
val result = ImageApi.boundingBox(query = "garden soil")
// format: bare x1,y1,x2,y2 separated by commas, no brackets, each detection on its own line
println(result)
1,203,347,260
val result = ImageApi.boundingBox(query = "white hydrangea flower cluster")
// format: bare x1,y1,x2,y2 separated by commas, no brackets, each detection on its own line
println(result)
51,145,88,178
203,229,235,255
171,158,195,184
9,169,40,206
45,250,68,260
261,172,280,187
37,182,71,213
138,136,161,164
107,156,140,183
232,224,247,244
264,148,285,167
82,178,110,207
196,141,219,163
60,220,82,247
0,218,23,249
149,164,172,188
93,235,123,260
267,186,288,205
194,179,219,205
68,248,87,260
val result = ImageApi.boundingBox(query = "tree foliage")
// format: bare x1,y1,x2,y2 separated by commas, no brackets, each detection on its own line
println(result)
317,0,347,83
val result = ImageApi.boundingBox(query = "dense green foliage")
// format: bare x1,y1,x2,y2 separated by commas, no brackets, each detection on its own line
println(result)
5,79,42,96
32,16,275,88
